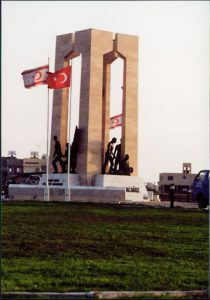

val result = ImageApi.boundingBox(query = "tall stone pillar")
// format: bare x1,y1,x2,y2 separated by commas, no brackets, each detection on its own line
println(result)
102,51,119,170
75,29,113,185
49,33,74,172
115,33,139,176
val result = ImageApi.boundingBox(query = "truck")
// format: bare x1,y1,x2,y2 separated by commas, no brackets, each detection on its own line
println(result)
192,170,209,209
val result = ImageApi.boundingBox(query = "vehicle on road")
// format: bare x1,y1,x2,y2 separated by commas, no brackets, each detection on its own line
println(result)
192,170,209,209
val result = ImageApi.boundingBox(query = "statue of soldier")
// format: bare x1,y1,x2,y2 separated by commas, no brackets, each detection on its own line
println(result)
119,154,133,176
102,137,117,174
52,135,65,173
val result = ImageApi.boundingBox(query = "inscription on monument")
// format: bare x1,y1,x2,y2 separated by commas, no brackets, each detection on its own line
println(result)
126,186,140,193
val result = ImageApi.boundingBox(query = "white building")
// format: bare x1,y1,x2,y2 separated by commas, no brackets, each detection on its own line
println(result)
23,156,46,173
159,163,197,201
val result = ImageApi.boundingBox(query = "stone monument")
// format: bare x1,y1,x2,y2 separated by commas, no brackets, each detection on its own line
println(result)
50,28,138,186
9,29,149,203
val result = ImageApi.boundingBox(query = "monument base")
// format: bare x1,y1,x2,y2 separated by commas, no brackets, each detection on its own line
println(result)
8,173,125,203
8,173,149,203
94,175,149,202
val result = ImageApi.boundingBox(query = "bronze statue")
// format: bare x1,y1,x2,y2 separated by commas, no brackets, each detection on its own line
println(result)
70,126,80,173
113,141,121,171
119,154,133,176
59,126,81,174
102,137,117,174
52,135,65,173
62,143,69,173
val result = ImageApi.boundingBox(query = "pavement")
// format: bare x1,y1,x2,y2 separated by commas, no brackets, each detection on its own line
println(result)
2,290,208,299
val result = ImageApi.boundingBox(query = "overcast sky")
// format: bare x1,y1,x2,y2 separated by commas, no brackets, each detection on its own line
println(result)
2,1,209,182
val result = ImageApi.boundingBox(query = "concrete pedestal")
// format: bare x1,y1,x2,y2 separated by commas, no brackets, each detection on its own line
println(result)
8,173,149,203
94,175,149,202
8,173,125,203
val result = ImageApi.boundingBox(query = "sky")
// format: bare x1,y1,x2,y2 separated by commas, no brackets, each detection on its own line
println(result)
2,1,209,183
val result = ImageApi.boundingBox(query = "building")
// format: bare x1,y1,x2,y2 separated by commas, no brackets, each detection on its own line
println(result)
1,155,46,186
159,163,197,202
1,156,23,186
23,157,46,173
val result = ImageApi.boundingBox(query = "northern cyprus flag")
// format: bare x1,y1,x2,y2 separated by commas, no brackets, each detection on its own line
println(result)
110,114,123,129
21,65,49,88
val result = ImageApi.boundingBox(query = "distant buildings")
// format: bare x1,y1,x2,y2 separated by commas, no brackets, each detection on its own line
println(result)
23,157,47,173
2,157,23,186
159,163,197,201
1,155,46,187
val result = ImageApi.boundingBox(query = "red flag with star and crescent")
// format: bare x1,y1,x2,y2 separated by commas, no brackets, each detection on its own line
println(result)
46,66,71,89
21,65,49,88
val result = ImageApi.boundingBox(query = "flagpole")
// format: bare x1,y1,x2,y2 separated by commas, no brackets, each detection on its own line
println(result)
66,60,73,202
45,57,50,201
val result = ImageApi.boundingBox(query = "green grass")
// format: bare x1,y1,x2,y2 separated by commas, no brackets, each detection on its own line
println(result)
1,201,209,293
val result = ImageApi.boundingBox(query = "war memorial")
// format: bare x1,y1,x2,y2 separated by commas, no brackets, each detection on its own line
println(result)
9,29,149,203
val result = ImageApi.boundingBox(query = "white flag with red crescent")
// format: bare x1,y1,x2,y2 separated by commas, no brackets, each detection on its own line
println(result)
21,65,49,88
110,114,122,129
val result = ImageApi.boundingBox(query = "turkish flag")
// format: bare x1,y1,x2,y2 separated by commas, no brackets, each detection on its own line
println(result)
47,66,71,89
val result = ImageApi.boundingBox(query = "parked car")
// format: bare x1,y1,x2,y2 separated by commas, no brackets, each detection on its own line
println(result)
192,170,209,209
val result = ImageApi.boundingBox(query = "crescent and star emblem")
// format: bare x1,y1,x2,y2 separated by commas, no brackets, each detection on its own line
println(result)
59,72,67,83
34,71,42,81
53,72,67,83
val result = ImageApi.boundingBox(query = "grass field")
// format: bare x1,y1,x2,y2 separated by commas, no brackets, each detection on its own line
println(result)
1,201,209,294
